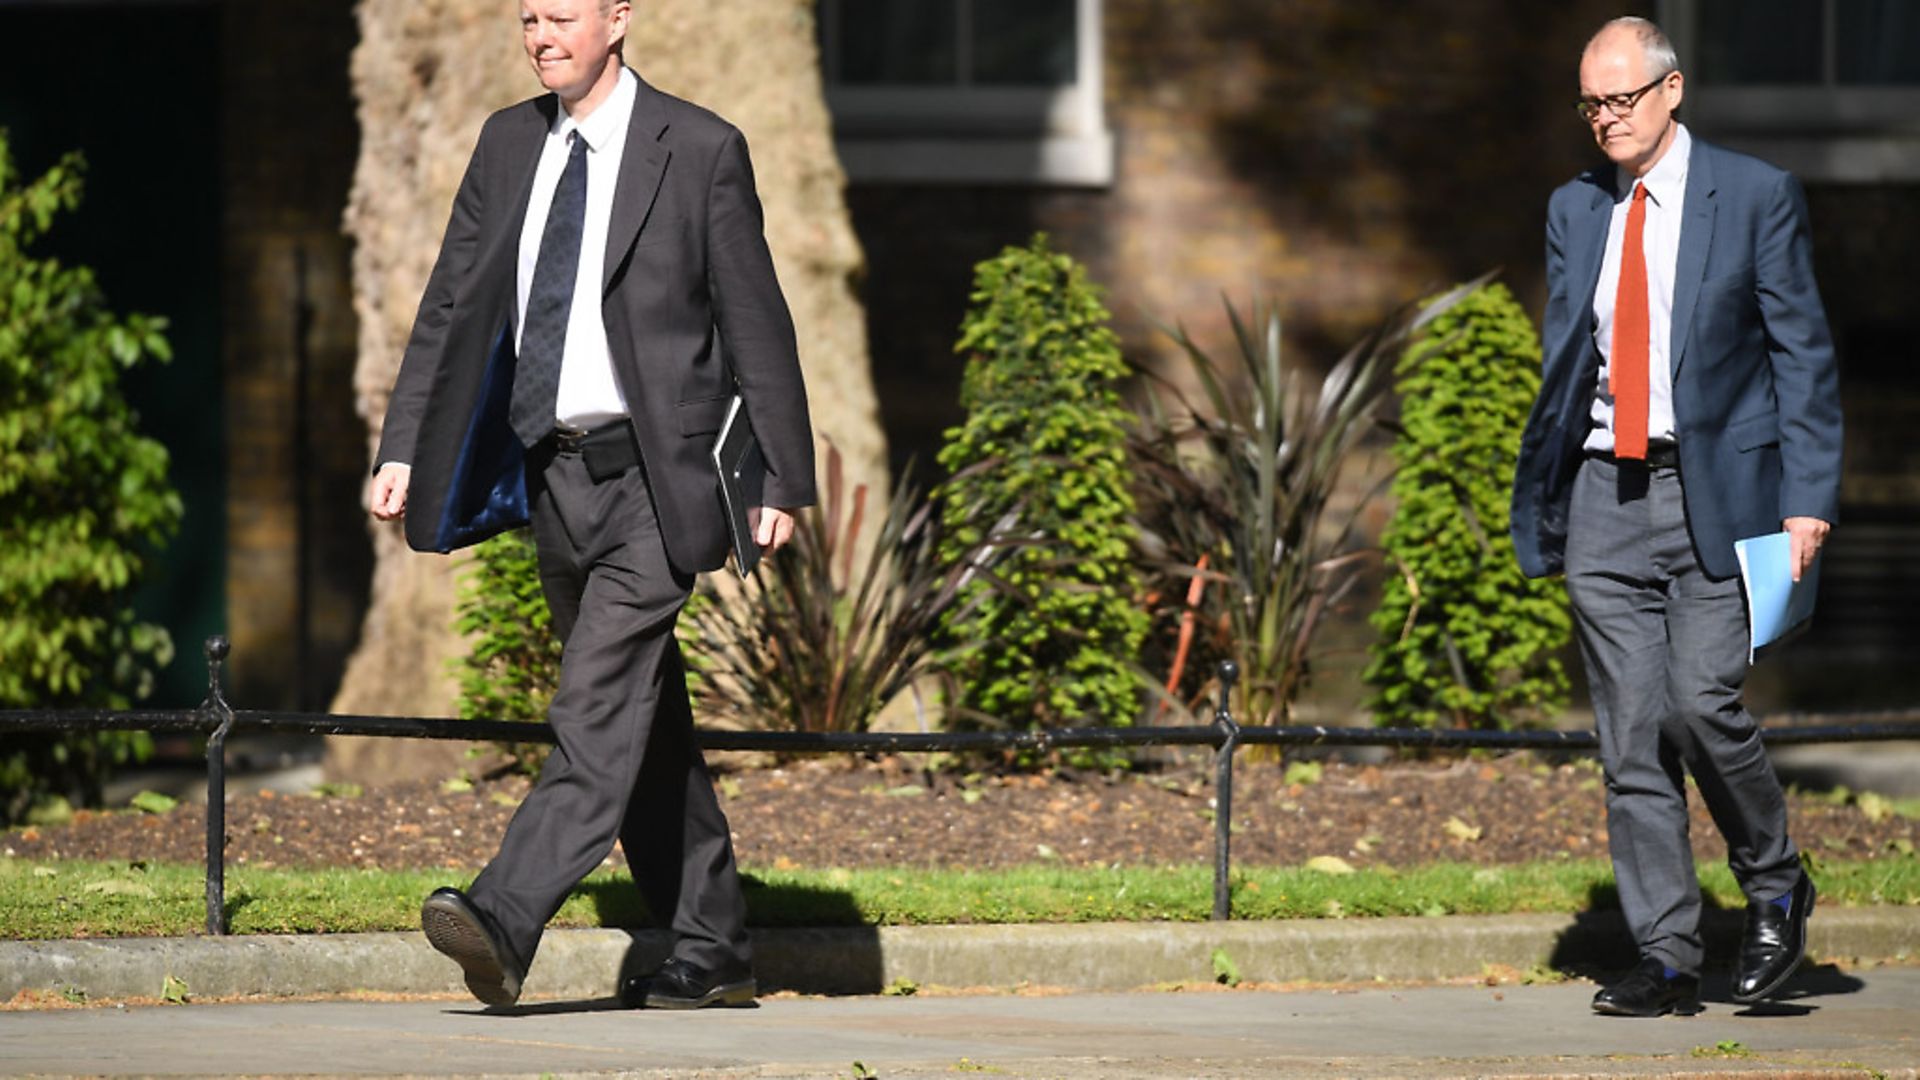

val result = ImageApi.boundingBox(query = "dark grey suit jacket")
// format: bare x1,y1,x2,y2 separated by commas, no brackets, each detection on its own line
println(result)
378,72,816,573
1511,137,1842,581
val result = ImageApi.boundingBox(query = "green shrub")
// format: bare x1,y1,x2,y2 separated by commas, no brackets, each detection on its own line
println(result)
452,529,560,773
934,235,1147,729
1364,282,1570,729
1132,284,1479,725
681,445,994,733
0,135,181,822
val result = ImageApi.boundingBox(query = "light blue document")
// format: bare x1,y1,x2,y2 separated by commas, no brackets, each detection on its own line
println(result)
1733,531,1820,663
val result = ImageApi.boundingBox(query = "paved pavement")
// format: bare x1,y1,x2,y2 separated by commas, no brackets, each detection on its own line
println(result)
5,963,1919,1078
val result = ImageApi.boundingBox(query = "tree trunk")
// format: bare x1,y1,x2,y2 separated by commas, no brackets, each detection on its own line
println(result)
330,0,881,783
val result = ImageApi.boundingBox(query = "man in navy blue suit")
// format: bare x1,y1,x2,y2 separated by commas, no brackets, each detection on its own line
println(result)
1511,16,1842,1017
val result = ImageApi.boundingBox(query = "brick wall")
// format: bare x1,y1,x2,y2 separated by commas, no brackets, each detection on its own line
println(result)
852,0,1640,474
847,2,1920,714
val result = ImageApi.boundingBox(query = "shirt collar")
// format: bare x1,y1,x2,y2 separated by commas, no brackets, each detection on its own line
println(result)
552,65,636,152
1619,122,1691,207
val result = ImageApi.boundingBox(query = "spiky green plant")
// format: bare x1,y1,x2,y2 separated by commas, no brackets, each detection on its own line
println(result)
1131,280,1483,725
680,445,1000,733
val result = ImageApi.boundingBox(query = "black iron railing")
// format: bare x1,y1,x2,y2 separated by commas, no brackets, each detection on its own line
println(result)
5,636,1919,934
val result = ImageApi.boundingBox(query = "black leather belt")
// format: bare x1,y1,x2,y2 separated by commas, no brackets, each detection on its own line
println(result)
548,419,638,481
1589,443,1678,469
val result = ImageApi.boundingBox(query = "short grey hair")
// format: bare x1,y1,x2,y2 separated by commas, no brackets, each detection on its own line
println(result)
1589,15,1680,77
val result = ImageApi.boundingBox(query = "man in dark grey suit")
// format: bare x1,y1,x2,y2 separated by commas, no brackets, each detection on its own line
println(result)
1511,17,1841,1017
368,0,815,1009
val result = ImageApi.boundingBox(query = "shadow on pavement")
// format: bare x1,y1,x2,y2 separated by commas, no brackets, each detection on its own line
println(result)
574,874,887,995
1549,882,1869,1012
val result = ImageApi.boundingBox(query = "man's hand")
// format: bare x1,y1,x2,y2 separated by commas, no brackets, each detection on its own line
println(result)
748,506,796,552
370,463,412,521
1783,515,1830,582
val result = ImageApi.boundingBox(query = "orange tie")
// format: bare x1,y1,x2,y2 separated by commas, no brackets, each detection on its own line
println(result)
1610,182,1651,460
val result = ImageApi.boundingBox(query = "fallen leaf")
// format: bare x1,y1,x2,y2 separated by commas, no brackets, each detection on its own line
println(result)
129,791,178,815
83,880,156,899
1304,855,1355,875
1444,816,1483,842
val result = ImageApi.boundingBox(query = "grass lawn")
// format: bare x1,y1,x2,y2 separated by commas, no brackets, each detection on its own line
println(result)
3,856,1917,940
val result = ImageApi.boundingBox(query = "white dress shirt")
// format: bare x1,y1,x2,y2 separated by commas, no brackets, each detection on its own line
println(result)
1585,122,1692,454
515,65,637,432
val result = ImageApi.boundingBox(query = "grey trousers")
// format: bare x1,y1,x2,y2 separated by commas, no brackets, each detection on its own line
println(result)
1564,454,1800,976
467,444,751,975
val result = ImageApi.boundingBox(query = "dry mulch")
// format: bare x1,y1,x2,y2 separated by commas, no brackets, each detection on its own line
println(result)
5,752,1917,873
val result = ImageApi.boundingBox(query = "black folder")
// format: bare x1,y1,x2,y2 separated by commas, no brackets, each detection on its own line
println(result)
711,394,766,579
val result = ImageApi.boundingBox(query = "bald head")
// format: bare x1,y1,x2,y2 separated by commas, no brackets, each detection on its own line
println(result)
1583,16,1677,77
1577,16,1684,177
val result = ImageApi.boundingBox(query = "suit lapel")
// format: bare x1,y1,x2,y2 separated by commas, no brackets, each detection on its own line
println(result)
603,78,672,295
475,98,552,338
1572,172,1616,339
1670,142,1716,379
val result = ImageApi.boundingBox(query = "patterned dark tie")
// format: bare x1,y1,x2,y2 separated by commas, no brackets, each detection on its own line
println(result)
510,131,589,448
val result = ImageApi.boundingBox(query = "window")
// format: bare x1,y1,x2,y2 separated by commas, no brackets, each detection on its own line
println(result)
817,0,1113,186
1663,0,1920,181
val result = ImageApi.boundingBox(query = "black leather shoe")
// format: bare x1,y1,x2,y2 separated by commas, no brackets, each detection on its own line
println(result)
421,887,525,1007
1732,871,1816,1003
1591,957,1702,1017
620,955,755,1009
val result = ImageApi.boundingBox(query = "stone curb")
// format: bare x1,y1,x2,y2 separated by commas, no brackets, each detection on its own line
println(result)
5,908,1916,1003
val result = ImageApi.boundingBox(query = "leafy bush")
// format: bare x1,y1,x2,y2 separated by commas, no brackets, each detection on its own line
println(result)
1364,283,1570,729
0,135,181,822
680,444,994,733
452,528,561,773
1132,284,1478,726
934,235,1147,730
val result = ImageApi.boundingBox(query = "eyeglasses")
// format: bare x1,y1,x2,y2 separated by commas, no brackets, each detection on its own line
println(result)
1575,73,1670,122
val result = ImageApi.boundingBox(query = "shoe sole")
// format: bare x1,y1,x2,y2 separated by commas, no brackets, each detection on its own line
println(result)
644,978,756,1010
421,896,521,1007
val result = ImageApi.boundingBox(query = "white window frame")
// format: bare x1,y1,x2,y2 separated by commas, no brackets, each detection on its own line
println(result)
1661,0,1920,182
818,0,1113,187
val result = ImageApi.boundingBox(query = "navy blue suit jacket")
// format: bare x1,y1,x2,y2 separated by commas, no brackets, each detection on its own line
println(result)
1511,137,1842,581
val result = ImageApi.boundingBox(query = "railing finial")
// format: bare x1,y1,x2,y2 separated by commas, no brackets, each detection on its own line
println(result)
1214,661,1240,730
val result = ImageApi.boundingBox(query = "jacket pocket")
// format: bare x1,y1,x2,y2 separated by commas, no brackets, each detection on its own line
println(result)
1729,411,1779,451
676,394,732,437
